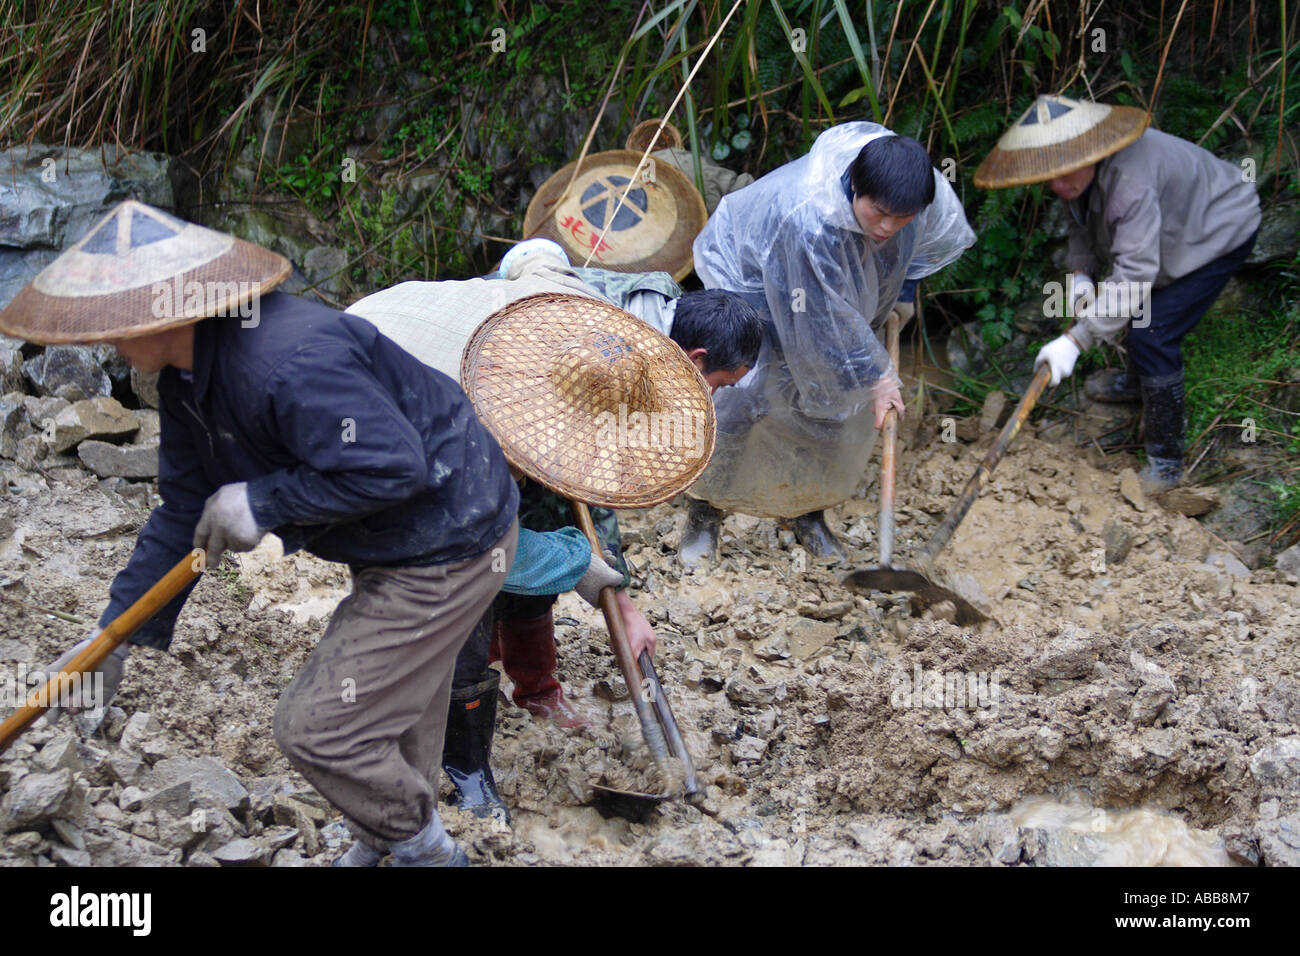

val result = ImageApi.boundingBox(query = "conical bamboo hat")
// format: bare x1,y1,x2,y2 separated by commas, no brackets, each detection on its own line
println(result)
461,292,716,508
973,95,1149,189
0,200,290,344
523,150,707,282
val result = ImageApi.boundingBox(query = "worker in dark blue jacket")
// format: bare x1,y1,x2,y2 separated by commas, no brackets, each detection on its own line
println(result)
3,201,518,867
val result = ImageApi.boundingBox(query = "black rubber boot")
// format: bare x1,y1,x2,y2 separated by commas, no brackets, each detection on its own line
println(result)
792,509,847,562
1084,353,1140,404
1138,375,1186,493
443,671,510,825
679,498,722,567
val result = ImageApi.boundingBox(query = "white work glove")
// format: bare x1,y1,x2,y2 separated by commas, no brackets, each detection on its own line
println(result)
574,550,624,606
1035,335,1081,387
889,300,916,332
40,635,131,724
193,482,264,564
1069,273,1095,319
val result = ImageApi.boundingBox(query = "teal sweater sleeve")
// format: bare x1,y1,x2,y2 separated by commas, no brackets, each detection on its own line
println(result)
504,527,593,596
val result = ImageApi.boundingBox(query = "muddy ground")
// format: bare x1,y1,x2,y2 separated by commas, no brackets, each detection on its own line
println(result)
1,405,1298,866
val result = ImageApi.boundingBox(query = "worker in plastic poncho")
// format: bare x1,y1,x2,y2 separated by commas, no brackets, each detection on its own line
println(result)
680,122,975,564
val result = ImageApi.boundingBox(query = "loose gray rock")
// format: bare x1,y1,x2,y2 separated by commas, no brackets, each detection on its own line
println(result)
1029,625,1105,680
0,348,22,393
1102,519,1133,566
730,735,768,762
50,818,85,851
142,781,193,818
1,769,73,831
213,837,273,866
22,346,111,401
1254,813,1300,866
247,775,296,821
118,711,162,755
1276,544,1300,578
48,396,139,454
77,439,159,478
1248,736,1300,788
129,368,159,409
1202,551,1251,579
133,408,161,443
35,736,83,774
107,752,144,787
145,756,250,813
0,391,31,459
50,845,92,867
1128,652,1176,725
14,433,45,470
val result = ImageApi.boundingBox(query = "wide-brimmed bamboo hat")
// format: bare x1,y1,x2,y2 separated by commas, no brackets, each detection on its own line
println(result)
624,118,684,153
523,150,707,281
461,292,716,508
973,95,1149,189
0,199,290,344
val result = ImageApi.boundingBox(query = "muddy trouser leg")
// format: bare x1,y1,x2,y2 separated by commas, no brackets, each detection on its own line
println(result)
1127,231,1256,467
273,521,518,844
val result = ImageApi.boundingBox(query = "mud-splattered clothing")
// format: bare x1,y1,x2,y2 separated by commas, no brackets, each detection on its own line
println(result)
100,291,518,649
276,523,516,843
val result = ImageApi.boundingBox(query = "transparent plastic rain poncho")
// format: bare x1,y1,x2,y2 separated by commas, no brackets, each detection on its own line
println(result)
689,122,974,518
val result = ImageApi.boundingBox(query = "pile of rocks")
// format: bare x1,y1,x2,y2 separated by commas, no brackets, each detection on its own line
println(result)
0,710,343,867
1,340,161,491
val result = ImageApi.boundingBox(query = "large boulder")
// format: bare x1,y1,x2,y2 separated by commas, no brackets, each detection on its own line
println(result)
0,144,180,309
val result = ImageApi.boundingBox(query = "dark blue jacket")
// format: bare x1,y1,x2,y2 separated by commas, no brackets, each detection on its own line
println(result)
101,291,519,649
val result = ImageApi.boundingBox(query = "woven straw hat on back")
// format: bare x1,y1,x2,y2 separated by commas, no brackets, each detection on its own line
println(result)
523,150,707,281
462,292,716,508
0,199,290,344
973,95,1149,189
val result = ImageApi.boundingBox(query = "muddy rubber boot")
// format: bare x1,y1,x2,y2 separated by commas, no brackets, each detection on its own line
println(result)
442,672,510,825
792,509,847,562
389,812,467,867
499,610,585,728
1138,375,1186,494
1084,355,1140,404
678,498,722,568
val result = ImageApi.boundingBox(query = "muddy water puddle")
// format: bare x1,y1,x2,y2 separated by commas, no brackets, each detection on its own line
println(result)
1010,794,1232,866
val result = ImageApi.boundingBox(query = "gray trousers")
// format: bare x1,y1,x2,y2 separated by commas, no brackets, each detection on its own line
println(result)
273,522,517,843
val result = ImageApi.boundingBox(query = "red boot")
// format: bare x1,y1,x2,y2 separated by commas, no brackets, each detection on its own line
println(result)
497,610,585,729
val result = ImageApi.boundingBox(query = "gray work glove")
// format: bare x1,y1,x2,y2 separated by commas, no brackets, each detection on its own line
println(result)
193,481,264,564
574,550,624,606
40,635,131,724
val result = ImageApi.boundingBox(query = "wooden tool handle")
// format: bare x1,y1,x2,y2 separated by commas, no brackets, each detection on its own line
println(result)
919,363,1052,565
0,549,205,755
570,502,670,766
878,312,902,568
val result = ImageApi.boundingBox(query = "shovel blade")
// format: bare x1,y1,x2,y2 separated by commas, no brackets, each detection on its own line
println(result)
842,565,992,627
589,783,671,822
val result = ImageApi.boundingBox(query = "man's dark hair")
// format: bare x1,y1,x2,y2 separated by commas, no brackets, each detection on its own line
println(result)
849,135,936,216
671,290,762,373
